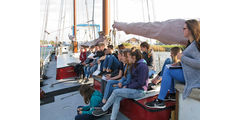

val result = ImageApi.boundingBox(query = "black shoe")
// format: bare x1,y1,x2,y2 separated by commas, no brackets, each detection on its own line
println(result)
92,108,108,116
94,107,111,115
84,78,89,83
149,74,154,79
94,107,102,110
145,99,166,109
147,83,155,91
164,93,176,101
75,77,80,80
99,71,107,76
102,71,110,76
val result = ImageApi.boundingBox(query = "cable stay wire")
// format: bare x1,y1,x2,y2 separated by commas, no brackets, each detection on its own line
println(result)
41,0,50,60
92,0,96,40
85,0,92,42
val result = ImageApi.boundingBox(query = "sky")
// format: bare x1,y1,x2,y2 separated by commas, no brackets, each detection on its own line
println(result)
40,0,200,44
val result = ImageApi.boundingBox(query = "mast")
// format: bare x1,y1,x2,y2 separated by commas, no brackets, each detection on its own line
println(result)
103,0,110,36
73,0,78,53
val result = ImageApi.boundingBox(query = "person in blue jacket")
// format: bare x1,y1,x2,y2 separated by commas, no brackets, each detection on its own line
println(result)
102,49,132,104
75,85,103,120
92,49,149,120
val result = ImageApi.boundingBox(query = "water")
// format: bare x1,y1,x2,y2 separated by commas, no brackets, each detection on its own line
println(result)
40,46,54,60
153,52,171,73
39,49,169,74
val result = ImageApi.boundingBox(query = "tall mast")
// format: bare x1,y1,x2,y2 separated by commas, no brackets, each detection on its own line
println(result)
103,0,110,36
73,0,78,53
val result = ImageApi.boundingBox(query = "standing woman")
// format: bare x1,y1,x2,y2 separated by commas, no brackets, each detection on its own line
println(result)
145,19,200,108
92,49,149,120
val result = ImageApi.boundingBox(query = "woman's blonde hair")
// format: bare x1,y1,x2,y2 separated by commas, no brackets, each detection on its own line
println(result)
122,48,132,77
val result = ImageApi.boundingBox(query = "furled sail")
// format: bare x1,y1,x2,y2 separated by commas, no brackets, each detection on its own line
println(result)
80,33,107,46
113,19,188,45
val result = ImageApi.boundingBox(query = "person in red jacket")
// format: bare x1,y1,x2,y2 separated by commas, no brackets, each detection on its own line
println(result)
74,47,87,80
80,47,87,63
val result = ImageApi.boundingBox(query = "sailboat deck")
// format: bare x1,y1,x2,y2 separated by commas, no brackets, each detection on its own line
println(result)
40,54,129,120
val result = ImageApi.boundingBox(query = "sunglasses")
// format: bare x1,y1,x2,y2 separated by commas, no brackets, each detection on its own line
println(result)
183,28,187,30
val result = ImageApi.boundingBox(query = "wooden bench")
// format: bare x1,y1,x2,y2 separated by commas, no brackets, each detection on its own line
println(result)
93,76,176,120
175,83,200,120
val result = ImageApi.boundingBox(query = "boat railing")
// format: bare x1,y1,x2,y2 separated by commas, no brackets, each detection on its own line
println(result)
40,48,54,79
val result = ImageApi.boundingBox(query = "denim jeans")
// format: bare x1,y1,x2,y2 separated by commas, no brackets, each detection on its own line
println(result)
89,64,98,75
102,55,111,69
103,55,120,71
100,60,105,72
157,67,185,100
84,66,91,79
103,80,120,100
159,58,172,76
102,88,145,120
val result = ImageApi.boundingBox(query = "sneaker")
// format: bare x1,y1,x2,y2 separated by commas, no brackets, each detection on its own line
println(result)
147,83,155,91
94,107,111,115
84,78,89,83
164,94,176,101
75,77,80,80
92,108,108,116
145,99,166,109
94,107,102,110
98,71,107,76
106,109,112,115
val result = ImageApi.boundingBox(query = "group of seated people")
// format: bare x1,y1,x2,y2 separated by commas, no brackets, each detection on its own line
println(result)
74,19,200,120
74,43,183,120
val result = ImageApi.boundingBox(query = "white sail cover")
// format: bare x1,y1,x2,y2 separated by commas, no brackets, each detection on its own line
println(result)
113,19,188,45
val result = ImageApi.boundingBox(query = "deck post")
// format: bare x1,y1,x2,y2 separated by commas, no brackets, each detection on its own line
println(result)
73,0,78,53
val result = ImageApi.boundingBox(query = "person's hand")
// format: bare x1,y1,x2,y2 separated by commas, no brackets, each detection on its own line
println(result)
90,63,94,67
106,74,111,80
177,53,183,60
97,60,100,64
99,56,106,61
112,84,117,87
112,23,116,28
82,62,86,66
152,78,158,84
106,68,111,72
77,108,82,111
118,83,122,88
78,111,82,114
123,86,127,88
172,62,181,66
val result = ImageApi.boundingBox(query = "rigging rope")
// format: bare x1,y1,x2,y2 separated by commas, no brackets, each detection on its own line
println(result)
151,0,156,21
92,0,96,40
112,0,118,47
41,0,50,60
61,0,67,42
85,0,92,41
146,0,151,22
146,0,152,44
43,0,50,61
141,0,146,22
57,0,64,55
